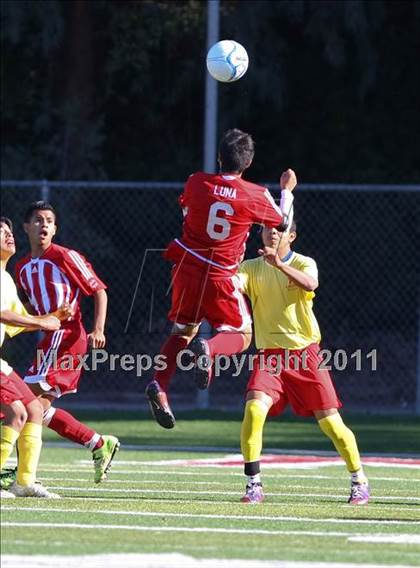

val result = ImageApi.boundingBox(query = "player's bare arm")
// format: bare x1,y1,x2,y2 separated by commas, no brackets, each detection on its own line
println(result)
0,310,61,331
257,247,318,292
88,289,107,349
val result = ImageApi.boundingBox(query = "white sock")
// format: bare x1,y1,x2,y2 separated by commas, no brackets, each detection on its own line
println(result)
248,473,261,485
351,468,368,485
86,433,101,451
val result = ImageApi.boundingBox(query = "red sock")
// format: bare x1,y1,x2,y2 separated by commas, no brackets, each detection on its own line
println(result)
207,332,246,357
48,408,102,450
154,335,189,391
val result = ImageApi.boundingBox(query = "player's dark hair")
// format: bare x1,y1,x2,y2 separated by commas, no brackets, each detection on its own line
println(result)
218,128,255,173
0,216,13,231
24,201,57,223
276,218,297,233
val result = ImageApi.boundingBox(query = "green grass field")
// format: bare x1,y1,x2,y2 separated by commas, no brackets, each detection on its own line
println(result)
2,411,420,567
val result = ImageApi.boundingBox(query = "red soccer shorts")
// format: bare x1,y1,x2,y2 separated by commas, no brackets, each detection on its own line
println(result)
246,343,342,417
24,324,88,398
168,265,251,332
1,370,37,407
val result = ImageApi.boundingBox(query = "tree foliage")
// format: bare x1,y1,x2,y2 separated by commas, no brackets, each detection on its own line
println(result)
1,0,419,181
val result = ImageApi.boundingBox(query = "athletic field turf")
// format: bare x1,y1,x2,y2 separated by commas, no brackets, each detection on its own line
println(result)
2,411,420,567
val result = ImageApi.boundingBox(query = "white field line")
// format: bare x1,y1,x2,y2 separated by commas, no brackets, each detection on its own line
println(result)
3,521,419,540
2,553,417,568
349,535,420,544
26,496,420,512
39,477,226,486
78,458,420,470
38,485,420,501
36,477,420,497
37,468,420,483
3,506,420,526
24,495,419,511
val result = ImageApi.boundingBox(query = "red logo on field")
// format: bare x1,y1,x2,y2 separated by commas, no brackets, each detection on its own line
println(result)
179,454,420,469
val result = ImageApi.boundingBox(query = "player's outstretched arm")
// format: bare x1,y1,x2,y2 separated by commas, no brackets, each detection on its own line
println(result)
280,168,297,192
87,289,107,349
0,310,61,331
278,168,297,229
254,170,296,228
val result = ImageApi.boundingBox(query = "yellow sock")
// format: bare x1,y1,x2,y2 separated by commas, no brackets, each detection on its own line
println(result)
318,414,365,477
1,425,20,470
240,399,269,464
16,422,42,486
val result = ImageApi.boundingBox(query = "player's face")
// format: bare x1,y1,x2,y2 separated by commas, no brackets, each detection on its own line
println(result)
262,227,296,249
0,222,16,259
24,210,57,247
262,227,284,248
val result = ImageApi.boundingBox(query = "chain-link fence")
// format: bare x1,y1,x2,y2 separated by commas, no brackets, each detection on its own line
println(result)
1,180,419,414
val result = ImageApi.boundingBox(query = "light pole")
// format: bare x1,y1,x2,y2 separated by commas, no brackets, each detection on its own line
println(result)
197,0,220,410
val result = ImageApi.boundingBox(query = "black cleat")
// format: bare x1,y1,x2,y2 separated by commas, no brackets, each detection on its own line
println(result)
145,380,176,429
189,337,213,390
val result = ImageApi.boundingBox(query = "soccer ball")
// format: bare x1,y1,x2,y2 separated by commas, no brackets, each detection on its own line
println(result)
206,40,249,83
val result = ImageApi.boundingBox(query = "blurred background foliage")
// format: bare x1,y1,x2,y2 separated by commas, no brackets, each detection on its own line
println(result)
1,0,419,182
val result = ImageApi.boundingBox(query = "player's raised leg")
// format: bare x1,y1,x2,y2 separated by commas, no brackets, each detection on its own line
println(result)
146,322,199,429
189,326,251,390
189,274,253,390
316,409,370,505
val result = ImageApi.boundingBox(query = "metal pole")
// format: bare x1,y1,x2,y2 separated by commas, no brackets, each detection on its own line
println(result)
41,179,50,202
416,300,420,415
197,0,220,410
203,0,219,173
38,180,51,343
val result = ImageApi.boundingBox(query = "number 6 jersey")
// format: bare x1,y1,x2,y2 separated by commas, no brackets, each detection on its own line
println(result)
165,172,286,278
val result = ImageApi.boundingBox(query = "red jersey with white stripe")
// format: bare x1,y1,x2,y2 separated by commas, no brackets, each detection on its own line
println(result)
15,244,106,325
165,172,284,277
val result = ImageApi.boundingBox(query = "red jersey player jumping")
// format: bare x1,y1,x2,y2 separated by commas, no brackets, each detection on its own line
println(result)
15,201,120,483
146,129,297,429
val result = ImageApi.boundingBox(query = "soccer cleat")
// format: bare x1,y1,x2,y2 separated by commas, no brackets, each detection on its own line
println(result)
0,467,17,490
92,435,120,483
240,482,264,504
145,380,176,429
9,481,60,499
189,337,213,390
0,488,16,499
348,482,370,505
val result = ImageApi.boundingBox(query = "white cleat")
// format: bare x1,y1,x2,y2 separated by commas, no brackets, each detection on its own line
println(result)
9,481,61,499
0,488,16,499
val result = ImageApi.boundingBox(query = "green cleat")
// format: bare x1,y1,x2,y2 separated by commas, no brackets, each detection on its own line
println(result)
92,435,120,484
0,467,17,491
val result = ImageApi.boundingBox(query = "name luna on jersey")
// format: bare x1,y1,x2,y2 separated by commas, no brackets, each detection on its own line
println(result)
214,185,237,199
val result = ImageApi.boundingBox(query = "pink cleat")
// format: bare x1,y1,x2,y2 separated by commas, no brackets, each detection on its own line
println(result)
348,482,370,505
240,483,264,504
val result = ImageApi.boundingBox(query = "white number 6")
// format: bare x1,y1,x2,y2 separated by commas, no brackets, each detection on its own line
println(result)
206,202,234,240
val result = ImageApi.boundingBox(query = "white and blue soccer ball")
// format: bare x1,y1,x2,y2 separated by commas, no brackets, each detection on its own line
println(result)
206,40,249,83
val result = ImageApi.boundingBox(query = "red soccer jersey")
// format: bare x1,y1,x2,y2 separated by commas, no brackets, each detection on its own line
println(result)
15,243,106,324
166,172,284,277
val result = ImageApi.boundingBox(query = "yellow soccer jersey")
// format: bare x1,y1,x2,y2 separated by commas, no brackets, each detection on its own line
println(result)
238,252,321,350
0,268,27,375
